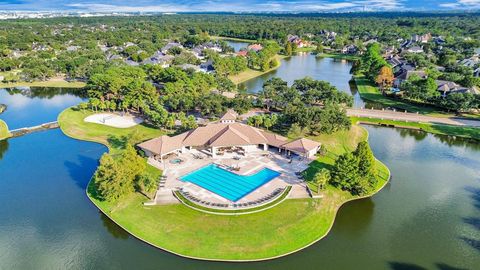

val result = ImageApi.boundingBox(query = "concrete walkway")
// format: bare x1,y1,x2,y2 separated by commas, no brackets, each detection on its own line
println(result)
347,108,480,127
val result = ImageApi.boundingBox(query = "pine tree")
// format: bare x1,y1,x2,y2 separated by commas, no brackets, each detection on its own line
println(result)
353,141,376,178
330,152,359,191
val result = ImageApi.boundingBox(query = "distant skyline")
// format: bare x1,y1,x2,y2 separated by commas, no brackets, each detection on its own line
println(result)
0,0,479,12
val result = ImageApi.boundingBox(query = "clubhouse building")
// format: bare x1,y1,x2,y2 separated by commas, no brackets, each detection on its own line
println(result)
138,110,321,162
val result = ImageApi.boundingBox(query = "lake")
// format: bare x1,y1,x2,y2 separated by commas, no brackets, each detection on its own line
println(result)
224,39,365,107
0,89,478,269
225,40,251,52
0,87,85,129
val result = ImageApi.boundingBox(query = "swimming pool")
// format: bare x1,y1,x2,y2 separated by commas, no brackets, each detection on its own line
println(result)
180,164,281,202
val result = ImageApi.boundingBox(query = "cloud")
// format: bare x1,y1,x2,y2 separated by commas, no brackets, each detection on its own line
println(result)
439,0,480,8
0,0,478,12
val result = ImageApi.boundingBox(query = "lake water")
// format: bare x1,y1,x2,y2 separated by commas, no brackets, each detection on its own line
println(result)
0,87,85,129
0,89,479,269
225,40,251,52
225,39,365,107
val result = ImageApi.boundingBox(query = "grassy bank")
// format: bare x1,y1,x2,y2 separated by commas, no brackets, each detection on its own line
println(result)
0,80,86,89
354,75,480,120
58,106,390,261
303,125,389,194
211,36,256,43
317,53,360,61
229,55,286,85
58,108,164,154
351,117,480,141
0,119,11,140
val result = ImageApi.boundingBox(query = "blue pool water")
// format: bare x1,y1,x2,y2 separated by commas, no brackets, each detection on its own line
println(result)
180,164,281,202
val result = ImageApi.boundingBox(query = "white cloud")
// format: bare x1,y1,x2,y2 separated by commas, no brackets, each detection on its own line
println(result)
440,0,480,9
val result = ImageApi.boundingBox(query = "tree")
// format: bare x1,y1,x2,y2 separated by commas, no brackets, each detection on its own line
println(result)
375,66,394,92
354,141,377,178
285,42,293,56
78,102,88,112
330,152,360,193
315,44,324,54
135,173,158,199
94,153,131,202
314,168,330,193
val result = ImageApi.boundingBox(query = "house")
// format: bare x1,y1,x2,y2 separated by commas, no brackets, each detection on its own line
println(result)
178,64,201,72
341,45,358,54
247,44,263,52
474,67,480,77
142,51,174,67
124,59,139,66
287,34,311,48
66,45,80,52
412,33,431,43
387,55,405,68
236,50,248,57
219,109,238,123
200,59,215,72
406,46,423,54
436,80,472,96
394,69,427,88
161,42,184,54
459,55,480,68
137,110,321,161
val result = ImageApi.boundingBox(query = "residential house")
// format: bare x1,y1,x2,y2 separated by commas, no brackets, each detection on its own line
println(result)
236,50,248,57
387,55,405,68
459,55,480,68
287,34,311,48
247,44,263,52
124,59,139,66
341,45,358,54
394,68,427,88
161,42,184,54
200,59,215,73
436,80,472,96
406,46,423,54
142,51,174,67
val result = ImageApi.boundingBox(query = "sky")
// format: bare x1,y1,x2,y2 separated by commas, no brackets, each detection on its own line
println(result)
0,0,479,12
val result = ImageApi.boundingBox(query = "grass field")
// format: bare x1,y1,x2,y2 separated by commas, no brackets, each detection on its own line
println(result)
58,108,164,154
0,119,11,140
0,80,86,89
58,106,390,260
316,53,360,61
211,36,256,43
351,117,480,141
228,55,286,85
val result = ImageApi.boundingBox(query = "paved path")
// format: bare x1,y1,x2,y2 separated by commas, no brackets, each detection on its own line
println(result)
347,109,480,127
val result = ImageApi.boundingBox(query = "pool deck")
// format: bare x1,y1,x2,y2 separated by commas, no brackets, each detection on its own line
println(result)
148,148,312,205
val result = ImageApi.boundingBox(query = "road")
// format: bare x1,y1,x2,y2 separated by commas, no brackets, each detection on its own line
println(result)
347,108,480,127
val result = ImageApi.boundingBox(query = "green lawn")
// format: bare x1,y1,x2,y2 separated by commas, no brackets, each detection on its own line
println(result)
317,53,360,61
58,108,164,154
59,108,390,261
0,119,11,140
351,117,480,141
302,125,389,194
0,80,86,89
174,186,292,214
229,55,286,85
211,36,256,43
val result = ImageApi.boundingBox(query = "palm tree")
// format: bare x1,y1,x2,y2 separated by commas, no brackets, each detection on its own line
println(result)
314,168,330,194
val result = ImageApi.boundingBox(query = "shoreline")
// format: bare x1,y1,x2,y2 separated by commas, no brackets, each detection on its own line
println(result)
0,81,86,89
229,55,287,85
352,117,480,141
58,106,391,262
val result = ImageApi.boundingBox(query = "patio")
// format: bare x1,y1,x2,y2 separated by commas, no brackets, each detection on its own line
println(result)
148,147,313,206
